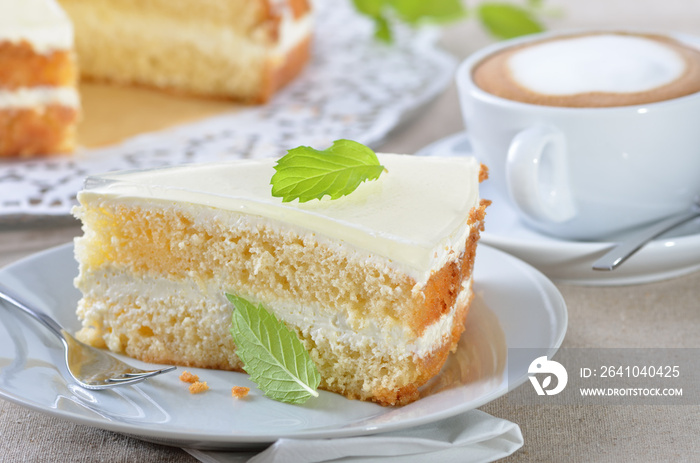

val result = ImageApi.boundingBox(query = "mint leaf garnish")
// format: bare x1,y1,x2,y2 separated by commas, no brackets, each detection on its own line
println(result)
476,3,544,39
226,293,321,404
352,0,466,42
352,0,548,43
270,139,385,203
391,0,467,23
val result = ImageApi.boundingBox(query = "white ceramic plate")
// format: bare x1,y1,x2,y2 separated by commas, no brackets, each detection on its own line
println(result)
417,132,700,286
0,243,566,450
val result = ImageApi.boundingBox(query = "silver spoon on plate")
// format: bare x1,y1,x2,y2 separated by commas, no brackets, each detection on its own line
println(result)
592,202,700,271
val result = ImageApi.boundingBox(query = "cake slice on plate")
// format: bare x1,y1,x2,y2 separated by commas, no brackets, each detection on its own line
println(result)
0,0,79,157
72,150,489,406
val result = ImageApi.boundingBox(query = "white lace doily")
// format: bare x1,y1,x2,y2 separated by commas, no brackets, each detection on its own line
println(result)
0,1,456,222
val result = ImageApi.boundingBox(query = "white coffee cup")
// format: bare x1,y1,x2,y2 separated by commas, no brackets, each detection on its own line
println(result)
456,30,700,240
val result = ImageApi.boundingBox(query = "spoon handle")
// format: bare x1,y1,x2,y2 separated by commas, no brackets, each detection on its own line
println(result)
592,208,700,271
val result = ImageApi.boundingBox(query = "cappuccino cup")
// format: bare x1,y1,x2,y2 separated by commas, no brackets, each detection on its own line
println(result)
457,31,700,240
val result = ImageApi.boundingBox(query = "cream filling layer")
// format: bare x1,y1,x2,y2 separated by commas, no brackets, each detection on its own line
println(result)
274,12,313,55
260,0,314,55
0,87,79,109
281,278,473,360
0,0,73,54
77,268,472,361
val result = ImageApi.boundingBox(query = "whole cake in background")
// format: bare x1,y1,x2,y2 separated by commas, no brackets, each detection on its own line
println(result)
72,153,489,406
57,0,313,103
0,0,80,158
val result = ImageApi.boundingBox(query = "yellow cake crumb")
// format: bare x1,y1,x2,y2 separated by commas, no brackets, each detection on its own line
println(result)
179,371,199,383
231,386,250,399
189,381,209,394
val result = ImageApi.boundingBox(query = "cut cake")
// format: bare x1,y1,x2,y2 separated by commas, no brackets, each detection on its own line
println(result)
57,0,313,103
72,154,489,406
0,0,80,157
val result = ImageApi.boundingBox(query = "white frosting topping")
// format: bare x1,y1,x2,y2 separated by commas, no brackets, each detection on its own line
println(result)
0,0,73,54
0,87,79,109
79,154,483,279
508,35,687,95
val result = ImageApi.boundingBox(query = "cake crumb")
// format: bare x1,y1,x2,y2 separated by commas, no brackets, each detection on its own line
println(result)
231,386,250,399
189,381,209,394
179,371,199,383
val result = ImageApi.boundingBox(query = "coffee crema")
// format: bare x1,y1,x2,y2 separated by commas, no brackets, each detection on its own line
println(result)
472,32,700,107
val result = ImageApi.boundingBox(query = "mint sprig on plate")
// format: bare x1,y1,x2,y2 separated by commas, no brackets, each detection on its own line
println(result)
270,139,385,203
227,293,321,404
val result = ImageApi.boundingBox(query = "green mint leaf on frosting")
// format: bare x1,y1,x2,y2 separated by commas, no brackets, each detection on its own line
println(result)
270,139,385,203
226,293,321,404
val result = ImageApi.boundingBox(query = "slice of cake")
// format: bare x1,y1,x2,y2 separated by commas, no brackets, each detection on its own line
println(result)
72,154,489,406
0,0,80,157
57,0,312,103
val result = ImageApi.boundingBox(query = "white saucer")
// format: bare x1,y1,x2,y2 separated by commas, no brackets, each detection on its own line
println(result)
417,132,700,286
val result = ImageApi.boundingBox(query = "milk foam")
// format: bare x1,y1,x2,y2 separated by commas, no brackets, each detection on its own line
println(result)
508,35,687,95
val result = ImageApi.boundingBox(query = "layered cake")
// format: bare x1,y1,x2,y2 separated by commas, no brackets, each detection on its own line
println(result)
72,154,489,406
58,0,313,103
0,0,80,157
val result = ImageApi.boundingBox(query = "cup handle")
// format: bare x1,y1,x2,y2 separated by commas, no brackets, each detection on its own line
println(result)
506,125,577,223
